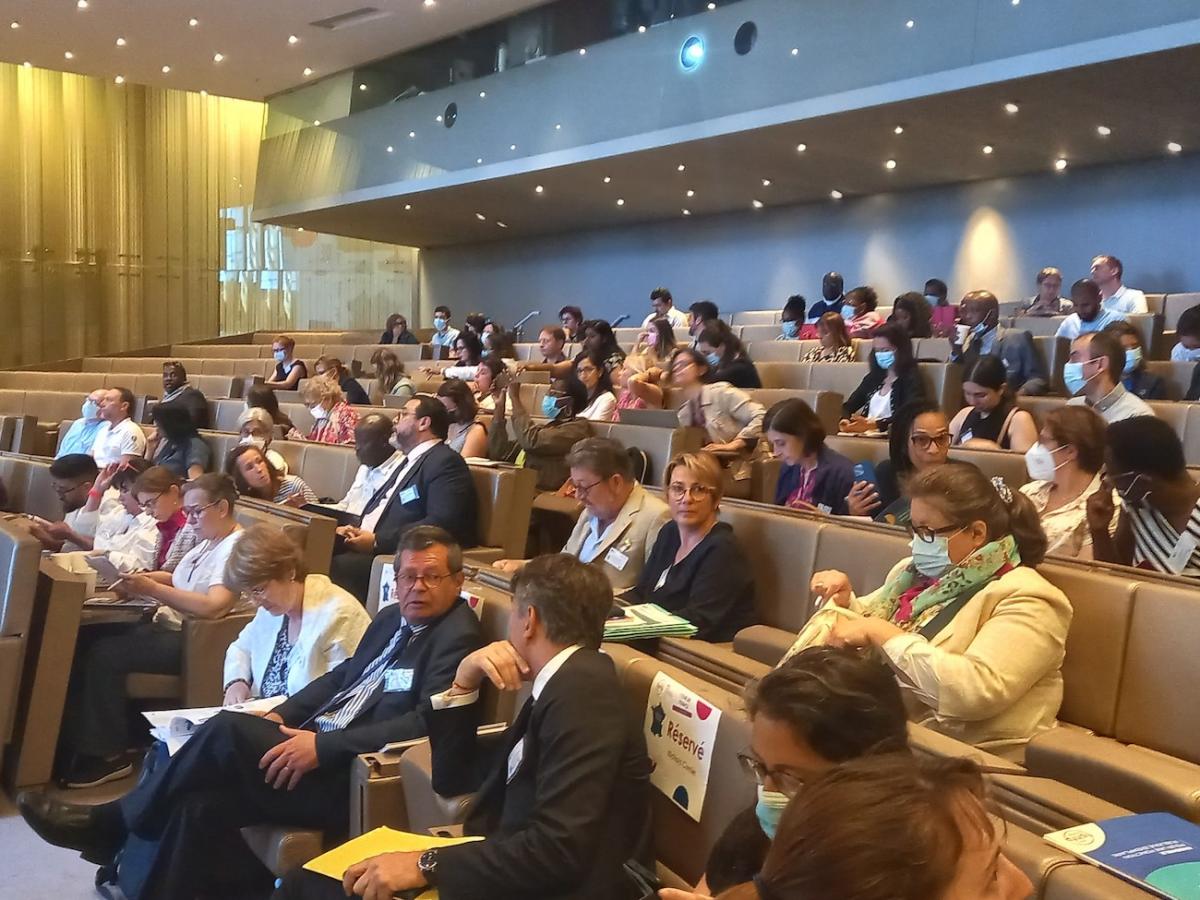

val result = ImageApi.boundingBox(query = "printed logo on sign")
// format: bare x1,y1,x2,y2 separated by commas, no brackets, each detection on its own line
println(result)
378,563,397,609
643,672,721,823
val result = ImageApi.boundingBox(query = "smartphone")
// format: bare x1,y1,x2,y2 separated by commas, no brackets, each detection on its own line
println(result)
852,460,878,489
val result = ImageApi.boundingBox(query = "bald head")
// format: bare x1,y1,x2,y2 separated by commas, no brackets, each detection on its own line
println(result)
959,290,999,330
355,413,396,468
822,272,844,302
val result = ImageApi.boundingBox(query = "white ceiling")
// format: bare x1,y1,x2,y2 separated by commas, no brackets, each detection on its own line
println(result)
0,0,551,100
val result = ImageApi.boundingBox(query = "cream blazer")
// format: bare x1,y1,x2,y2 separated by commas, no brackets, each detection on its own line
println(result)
223,574,372,698
676,382,765,480
854,562,1072,759
562,483,671,590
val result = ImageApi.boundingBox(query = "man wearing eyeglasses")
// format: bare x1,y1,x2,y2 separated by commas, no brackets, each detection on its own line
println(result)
23,453,106,552
19,526,484,900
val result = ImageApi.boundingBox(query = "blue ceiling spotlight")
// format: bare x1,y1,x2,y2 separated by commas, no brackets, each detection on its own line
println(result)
680,35,705,71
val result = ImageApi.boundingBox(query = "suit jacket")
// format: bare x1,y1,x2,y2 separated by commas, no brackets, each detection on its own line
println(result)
562,483,671,590
372,442,479,553
275,598,483,766
842,366,927,429
953,326,1049,395
431,649,653,900
852,563,1071,759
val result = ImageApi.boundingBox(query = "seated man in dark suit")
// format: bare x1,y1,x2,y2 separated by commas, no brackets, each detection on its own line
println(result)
275,553,653,900
950,290,1049,395
159,360,210,429
18,526,483,900
332,395,479,601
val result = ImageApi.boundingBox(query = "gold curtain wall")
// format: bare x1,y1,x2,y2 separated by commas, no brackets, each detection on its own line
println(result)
0,63,418,367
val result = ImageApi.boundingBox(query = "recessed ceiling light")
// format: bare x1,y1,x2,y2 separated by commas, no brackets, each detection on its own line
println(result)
982,144,994,154
115,37,126,46
638,25,646,33
761,178,772,187
686,189,696,197
288,35,299,45
435,115,442,122
213,53,224,63
479,90,486,98
64,51,74,60
1004,102,1019,114
9,21,19,29
303,67,313,77
790,48,799,56
510,143,518,150
313,120,321,126
22,61,31,68
497,221,508,228
1167,141,1183,154
404,204,412,211
893,125,904,135
752,199,765,209
423,0,436,6
905,19,914,28
554,123,562,130
386,145,394,153
476,157,483,164
1097,125,1111,136
578,48,587,56
1054,157,1068,171
796,143,807,153
76,0,88,9
359,83,367,91
188,18,199,27
114,75,125,84
161,65,171,74
616,198,625,206
884,159,897,170
830,189,843,200
408,131,416,138
677,164,686,172
534,185,544,194
199,89,207,95
1012,0,1020,5
475,213,486,221
603,176,612,184
707,2,716,9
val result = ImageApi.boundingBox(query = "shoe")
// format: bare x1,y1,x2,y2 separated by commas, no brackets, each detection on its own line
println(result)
16,791,120,859
59,754,134,790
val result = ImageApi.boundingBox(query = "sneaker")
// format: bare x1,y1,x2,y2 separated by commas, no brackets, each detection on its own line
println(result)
59,754,134,790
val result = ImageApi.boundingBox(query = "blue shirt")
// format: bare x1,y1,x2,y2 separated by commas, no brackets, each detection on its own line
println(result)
57,418,103,458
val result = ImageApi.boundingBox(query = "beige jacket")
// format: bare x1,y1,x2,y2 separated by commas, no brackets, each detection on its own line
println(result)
677,382,765,480
563,483,671,590
855,562,1072,759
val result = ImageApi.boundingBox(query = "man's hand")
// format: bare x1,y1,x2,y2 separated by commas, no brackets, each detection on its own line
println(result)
94,462,121,493
1086,480,1117,534
259,726,319,790
42,520,77,541
491,559,526,574
454,641,531,693
343,851,425,899
337,525,376,553
701,440,742,456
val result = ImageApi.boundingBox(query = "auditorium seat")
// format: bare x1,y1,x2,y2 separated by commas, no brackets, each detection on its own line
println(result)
171,344,271,359
729,310,780,327
743,340,802,362
755,361,811,390
1142,361,1197,399
0,522,43,771
1162,292,1200,331
464,464,538,565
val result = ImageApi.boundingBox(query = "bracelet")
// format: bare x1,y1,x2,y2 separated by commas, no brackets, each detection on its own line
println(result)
88,488,103,500
450,681,476,694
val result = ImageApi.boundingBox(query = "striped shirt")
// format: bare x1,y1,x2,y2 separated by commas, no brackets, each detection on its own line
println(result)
312,621,427,732
1126,498,1200,579
274,475,318,506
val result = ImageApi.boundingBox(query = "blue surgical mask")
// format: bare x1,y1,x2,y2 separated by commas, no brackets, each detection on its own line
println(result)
81,399,101,421
434,317,448,332
973,320,990,336
541,395,562,418
1062,361,1095,396
1123,347,1142,374
755,785,790,840
780,320,799,339
911,533,956,578
704,351,722,368
1176,346,1200,363
841,304,857,320
273,350,286,362
874,350,896,369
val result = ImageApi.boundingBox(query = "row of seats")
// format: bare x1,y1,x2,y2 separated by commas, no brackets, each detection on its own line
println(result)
1017,395,1200,464
0,372,244,401
168,342,429,369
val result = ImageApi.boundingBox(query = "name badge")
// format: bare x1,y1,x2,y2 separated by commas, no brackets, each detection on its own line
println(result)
960,430,974,443
507,737,525,783
654,567,669,591
604,547,630,571
399,486,419,504
1166,532,1198,574
383,668,414,693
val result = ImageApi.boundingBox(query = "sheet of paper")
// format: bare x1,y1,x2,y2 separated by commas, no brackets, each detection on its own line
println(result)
304,826,484,897
143,697,286,753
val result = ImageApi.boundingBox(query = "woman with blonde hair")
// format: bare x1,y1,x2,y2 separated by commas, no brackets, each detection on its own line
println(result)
622,451,756,641
370,349,415,403
221,523,370,705
291,377,359,444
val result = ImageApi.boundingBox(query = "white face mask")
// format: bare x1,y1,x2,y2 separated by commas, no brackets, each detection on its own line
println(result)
309,404,329,421
1024,442,1068,482
240,436,267,449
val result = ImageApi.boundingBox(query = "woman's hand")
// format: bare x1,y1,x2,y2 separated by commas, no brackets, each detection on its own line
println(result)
810,570,852,607
113,572,159,599
846,481,882,517
94,462,121,494
827,614,903,649
702,440,743,456
840,415,877,434
224,681,252,706
1086,479,1117,533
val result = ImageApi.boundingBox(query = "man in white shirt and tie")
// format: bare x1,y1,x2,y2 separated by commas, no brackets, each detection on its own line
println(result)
331,414,407,517
1091,254,1148,315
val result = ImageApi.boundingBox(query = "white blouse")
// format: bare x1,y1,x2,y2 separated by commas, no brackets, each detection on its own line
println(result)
154,528,244,631
580,391,618,422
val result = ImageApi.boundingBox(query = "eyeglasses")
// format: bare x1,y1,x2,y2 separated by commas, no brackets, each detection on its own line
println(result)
53,480,90,497
668,482,717,501
183,499,220,520
139,492,165,510
736,752,805,798
570,478,606,498
907,522,967,544
910,431,952,451
396,571,457,590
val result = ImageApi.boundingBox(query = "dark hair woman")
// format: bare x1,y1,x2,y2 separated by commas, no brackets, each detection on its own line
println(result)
839,322,926,434
764,399,855,515
949,355,1038,453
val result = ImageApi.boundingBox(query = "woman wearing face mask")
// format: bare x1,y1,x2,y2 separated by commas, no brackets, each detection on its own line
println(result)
1087,415,1200,578
764,399,855,515
800,312,855,362
808,462,1069,758
291,379,359,445
689,756,1035,900
777,296,806,341
925,278,958,338
948,356,1038,453
487,373,593,491
841,286,884,338
244,384,296,437
435,378,489,458
573,350,619,421
846,402,952,525
1019,406,1112,559
889,292,933,339
264,335,308,391
659,647,910,900
839,324,926,435
634,318,678,367
227,443,318,507
1104,321,1166,400
696,320,762,389
221,523,370,705
236,408,291,476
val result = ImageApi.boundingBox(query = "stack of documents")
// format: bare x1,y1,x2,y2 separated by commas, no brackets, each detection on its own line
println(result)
604,604,698,642
142,696,286,755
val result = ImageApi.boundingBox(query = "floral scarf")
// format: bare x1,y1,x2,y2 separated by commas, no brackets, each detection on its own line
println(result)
860,535,1020,633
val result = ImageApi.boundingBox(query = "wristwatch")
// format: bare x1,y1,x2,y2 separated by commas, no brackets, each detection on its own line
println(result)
417,849,439,886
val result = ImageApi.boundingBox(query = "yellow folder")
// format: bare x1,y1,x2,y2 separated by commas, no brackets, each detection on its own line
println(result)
303,826,484,899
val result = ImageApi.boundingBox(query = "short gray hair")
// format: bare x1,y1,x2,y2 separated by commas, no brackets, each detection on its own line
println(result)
512,553,613,649
565,437,633,481
237,407,275,432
